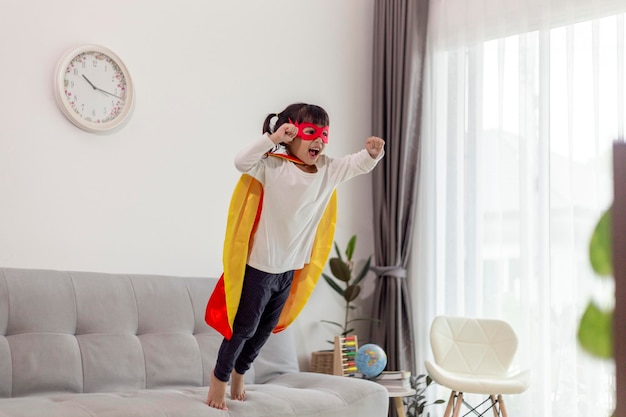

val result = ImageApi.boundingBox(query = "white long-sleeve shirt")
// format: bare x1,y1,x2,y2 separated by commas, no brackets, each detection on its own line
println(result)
234,134,383,273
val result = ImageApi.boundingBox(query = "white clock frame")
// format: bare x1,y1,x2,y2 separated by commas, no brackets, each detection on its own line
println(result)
54,44,135,133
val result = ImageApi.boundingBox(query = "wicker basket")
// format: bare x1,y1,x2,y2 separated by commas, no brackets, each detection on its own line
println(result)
310,350,334,375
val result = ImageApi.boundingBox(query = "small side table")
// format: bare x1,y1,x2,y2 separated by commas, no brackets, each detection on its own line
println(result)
387,388,416,417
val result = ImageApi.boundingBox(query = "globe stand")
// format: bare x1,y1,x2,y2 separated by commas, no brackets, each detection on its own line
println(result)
333,335,359,376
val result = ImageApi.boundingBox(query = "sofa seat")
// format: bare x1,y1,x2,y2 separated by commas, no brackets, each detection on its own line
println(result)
0,373,384,417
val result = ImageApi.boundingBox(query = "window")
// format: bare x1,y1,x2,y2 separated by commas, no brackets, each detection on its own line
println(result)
416,9,624,417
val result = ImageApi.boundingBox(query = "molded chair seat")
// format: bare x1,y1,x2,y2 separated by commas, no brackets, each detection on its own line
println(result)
426,362,530,395
424,316,531,417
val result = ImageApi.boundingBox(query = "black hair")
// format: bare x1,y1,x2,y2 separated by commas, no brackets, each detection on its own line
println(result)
262,103,330,135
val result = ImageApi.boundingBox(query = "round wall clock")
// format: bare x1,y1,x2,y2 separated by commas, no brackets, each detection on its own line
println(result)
54,44,135,133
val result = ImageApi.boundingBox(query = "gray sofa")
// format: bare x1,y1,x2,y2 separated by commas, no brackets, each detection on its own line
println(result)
0,267,389,417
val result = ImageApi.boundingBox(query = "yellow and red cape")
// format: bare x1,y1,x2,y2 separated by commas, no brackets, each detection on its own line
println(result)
205,156,337,340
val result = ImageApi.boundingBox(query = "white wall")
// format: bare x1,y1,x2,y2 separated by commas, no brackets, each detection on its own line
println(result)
0,0,378,369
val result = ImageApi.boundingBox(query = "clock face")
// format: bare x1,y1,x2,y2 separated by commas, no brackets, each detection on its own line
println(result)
55,45,134,133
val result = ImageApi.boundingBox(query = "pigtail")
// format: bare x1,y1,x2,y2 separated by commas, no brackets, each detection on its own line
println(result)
261,112,283,153
262,113,281,134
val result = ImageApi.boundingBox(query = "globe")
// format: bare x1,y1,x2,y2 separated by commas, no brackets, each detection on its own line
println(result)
355,343,387,377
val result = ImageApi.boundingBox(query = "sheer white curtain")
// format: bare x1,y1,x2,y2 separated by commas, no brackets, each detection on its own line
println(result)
413,1,625,416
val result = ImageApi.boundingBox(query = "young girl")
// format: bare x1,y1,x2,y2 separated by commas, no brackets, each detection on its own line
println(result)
205,102,385,410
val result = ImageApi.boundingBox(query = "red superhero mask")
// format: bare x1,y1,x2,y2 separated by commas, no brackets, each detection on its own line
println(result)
290,119,330,143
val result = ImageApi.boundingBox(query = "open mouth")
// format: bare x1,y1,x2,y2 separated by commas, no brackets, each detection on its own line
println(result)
309,148,321,159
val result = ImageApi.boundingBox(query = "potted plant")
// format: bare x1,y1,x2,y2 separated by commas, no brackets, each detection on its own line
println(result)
321,235,374,340
310,235,375,374
403,374,445,417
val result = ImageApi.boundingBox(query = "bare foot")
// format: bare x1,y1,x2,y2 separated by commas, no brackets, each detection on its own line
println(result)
207,371,228,410
230,370,246,401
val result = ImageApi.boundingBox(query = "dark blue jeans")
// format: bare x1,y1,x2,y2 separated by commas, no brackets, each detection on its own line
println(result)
213,265,295,382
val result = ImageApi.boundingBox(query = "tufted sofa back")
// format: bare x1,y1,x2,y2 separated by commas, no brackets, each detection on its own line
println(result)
0,267,298,398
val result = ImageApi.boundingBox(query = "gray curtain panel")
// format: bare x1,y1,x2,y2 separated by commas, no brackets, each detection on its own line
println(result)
370,0,429,382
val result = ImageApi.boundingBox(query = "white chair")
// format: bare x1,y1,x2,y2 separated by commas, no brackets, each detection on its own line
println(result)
424,316,531,417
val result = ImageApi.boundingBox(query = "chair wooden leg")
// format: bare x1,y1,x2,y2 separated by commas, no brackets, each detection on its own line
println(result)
490,395,499,417
443,391,456,417
498,395,508,417
451,392,464,417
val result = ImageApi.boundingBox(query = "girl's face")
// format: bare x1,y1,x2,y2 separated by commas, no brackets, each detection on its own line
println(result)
287,123,327,166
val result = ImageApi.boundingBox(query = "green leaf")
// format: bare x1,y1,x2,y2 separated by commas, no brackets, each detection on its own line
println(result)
352,256,372,286
344,284,361,302
322,273,345,296
333,242,343,262
577,301,613,359
345,235,357,261
346,317,379,325
589,207,613,277
341,328,355,336
321,320,344,329
330,258,351,282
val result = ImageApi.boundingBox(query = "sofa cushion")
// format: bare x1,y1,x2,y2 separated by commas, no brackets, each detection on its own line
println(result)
72,272,139,334
78,333,146,392
0,373,389,417
9,333,83,396
4,269,76,335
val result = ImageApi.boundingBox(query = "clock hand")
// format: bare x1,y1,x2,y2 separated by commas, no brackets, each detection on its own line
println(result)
81,74,123,100
82,74,97,89
95,87,123,100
